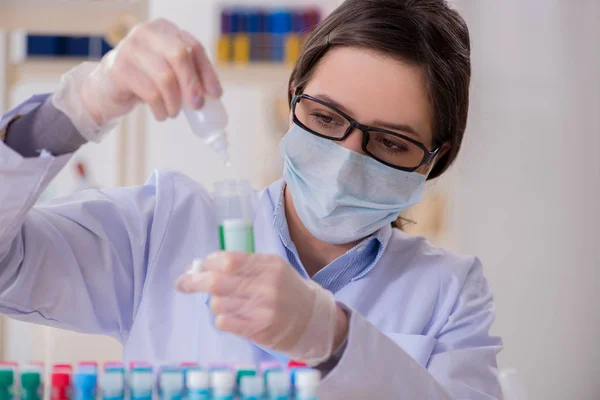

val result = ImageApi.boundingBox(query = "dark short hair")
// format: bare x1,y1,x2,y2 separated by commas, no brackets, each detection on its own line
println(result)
289,0,471,180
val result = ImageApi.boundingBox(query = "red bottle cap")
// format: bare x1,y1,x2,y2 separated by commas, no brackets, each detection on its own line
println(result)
51,371,71,387
53,364,73,371
287,360,307,368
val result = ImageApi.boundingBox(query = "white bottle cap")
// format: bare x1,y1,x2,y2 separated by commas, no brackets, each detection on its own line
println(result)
295,369,321,393
130,370,153,391
240,375,264,396
210,370,235,390
160,371,184,393
186,370,210,390
188,258,204,274
267,371,290,396
100,371,124,395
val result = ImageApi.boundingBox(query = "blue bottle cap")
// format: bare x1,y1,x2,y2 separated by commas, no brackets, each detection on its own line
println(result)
248,11,261,34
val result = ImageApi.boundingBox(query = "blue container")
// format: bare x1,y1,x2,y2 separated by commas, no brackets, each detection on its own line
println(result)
269,10,292,62
65,36,90,56
26,35,65,56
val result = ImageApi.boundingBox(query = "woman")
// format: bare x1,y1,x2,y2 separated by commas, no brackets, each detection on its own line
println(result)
0,0,502,398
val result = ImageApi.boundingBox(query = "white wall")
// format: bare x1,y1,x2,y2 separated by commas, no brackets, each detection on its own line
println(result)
451,1,600,399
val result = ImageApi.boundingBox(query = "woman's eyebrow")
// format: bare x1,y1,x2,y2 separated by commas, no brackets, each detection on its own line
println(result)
313,94,422,139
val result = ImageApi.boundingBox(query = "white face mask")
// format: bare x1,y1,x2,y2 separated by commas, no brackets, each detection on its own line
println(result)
280,123,427,244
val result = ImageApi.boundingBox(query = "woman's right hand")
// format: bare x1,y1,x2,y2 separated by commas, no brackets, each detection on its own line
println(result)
65,18,222,132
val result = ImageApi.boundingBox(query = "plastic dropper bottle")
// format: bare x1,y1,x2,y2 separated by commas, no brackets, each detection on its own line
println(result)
183,99,230,165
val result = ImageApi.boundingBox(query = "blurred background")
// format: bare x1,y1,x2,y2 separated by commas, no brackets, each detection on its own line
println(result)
0,0,598,399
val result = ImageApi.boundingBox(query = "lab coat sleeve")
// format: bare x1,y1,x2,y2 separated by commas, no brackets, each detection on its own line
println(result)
0,96,171,343
318,260,502,400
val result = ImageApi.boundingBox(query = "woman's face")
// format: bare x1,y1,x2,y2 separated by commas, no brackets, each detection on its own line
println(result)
297,47,436,175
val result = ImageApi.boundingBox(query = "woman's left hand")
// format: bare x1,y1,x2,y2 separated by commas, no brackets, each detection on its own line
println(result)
175,252,349,365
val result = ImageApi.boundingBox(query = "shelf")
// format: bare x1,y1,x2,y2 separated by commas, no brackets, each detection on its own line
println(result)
8,58,294,89
0,0,148,35
216,63,293,85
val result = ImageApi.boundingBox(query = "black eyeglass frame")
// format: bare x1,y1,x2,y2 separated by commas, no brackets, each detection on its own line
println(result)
291,93,441,172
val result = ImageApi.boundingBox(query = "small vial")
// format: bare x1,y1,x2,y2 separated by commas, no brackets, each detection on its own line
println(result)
210,370,235,400
159,370,184,400
20,370,42,400
0,367,14,400
186,370,211,400
213,179,255,253
99,370,124,400
73,370,97,400
183,99,230,166
294,369,321,400
266,371,290,400
129,370,153,400
239,376,264,400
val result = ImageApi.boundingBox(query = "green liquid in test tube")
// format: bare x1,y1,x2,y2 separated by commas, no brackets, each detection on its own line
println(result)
214,179,255,253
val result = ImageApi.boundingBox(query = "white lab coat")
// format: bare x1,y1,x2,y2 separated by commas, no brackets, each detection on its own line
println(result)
0,96,503,399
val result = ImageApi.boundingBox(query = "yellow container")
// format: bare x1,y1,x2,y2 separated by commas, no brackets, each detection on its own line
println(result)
232,33,251,64
216,35,232,63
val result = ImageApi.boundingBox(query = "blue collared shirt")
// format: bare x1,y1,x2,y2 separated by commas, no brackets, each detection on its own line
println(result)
272,183,393,294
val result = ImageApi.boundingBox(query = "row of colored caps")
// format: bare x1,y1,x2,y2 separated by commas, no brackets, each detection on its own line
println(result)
221,7,322,35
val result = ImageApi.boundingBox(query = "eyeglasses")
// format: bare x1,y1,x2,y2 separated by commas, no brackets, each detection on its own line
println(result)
291,94,440,172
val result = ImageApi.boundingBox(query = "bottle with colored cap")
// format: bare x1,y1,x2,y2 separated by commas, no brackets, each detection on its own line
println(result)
269,9,291,63
266,371,290,400
100,370,124,400
214,179,255,253
210,370,235,400
73,369,97,400
159,369,184,400
0,367,14,400
240,375,264,400
129,369,153,400
20,368,42,400
185,370,210,400
50,370,71,400
294,369,321,400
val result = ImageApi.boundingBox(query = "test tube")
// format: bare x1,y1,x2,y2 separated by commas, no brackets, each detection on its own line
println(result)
240,375,264,400
266,371,290,400
159,370,184,400
210,370,235,400
73,368,97,400
185,370,211,400
213,179,255,253
294,369,321,400
0,365,14,400
100,370,124,400
129,369,152,400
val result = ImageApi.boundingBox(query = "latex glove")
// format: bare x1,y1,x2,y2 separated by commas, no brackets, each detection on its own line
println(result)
175,252,349,366
51,18,222,142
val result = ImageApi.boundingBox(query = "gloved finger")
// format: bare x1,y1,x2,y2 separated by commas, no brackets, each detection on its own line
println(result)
141,24,205,111
210,295,252,316
134,48,182,118
178,29,223,99
175,270,252,296
214,312,269,339
202,251,252,274
117,57,168,121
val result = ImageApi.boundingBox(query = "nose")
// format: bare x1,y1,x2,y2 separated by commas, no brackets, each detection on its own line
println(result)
339,126,367,156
